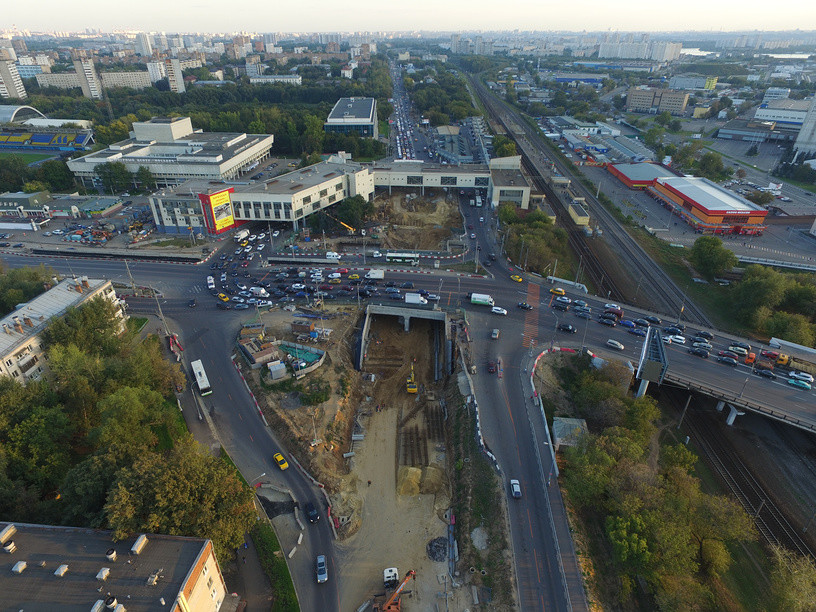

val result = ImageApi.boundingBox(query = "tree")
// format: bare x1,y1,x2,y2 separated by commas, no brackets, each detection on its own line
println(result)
655,111,672,127
104,436,256,560
22,180,49,193
689,236,737,279
746,144,759,157
94,161,133,194
697,151,729,180
746,190,774,205
735,168,747,179
769,544,816,612
493,135,517,158
644,126,665,149
135,166,156,191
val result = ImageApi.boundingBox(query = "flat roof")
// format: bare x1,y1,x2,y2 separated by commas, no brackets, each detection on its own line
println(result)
610,162,677,182
0,277,109,357
762,98,811,111
491,168,528,188
0,522,207,611
326,97,376,123
657,176,766,214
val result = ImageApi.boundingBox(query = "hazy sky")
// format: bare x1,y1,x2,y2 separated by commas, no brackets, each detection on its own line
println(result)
7,0,816,34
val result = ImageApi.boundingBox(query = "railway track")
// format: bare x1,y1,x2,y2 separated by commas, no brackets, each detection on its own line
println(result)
679,395,814,559
471,77,712,327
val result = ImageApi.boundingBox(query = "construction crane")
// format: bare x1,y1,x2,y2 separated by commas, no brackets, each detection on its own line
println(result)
321,210,356,234
374,570,416,612
406,363,418,394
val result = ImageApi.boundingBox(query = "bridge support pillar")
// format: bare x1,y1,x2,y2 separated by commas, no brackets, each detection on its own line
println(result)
402,316,411,332
635,378,649,398
726,404,745,426
716,400,725,412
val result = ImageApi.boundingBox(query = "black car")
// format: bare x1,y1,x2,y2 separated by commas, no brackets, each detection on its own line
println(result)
664,326,683,336
489,253,497,261
600,312,618,321
717,356,738,366
210,263,219,270
574,311,591,320
552,301,569,311
598,318,617,327
517,302,533,310
389,293,402,300
731,341,752,351
216,302,231,310
385,281,396,287
304,501,320,523
755,369,777,380
558,323,577,333
695,330,714,340
634,318,650,327
644,315,662,324
188,299,197,308
688,347,709,358
400,282,414,289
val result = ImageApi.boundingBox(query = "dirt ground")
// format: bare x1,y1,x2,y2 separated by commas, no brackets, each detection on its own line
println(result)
374,190,462,252
247,305,472,611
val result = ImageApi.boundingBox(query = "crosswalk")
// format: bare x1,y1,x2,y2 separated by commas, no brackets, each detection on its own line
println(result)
521,283,540,348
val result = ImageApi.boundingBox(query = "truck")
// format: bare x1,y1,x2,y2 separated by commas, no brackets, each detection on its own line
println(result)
234,229,250,243
469,293,494,307
365,270,385,280
404,293,428,305
250,286,269,298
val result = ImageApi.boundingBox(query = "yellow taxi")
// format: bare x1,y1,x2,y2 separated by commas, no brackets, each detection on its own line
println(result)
510,275,523,283
239,240,249,247
550,287,566,296
329,278,342,284
348,273,360,280
217,293,229,302
273,452,289,470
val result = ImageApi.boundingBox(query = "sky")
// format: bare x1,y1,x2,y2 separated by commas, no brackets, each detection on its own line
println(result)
6,0,816,34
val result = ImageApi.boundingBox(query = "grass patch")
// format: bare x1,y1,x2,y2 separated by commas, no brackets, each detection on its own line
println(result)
251,521,299,612
127,317,149,333
220,447,250,488
0,151,55,164
150,238,199,249
720,539,772,611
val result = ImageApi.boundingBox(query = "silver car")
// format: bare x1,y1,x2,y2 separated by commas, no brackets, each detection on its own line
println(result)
316,555,328,584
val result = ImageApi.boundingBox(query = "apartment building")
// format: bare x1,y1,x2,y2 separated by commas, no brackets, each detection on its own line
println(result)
0,60,26,99
100,71,152,90
73,59,103,99
626,88,689,115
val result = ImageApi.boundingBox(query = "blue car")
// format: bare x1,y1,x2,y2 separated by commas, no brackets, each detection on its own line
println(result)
619,319,636,329
295,291,307,298
628,328,647,337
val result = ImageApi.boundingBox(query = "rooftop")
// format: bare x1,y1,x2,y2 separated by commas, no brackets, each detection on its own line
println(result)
610,162,677,182
0,277,110,356
761,98,812,111
0,522,209,612
326,97,376,123
657,176,766,214
490,168,528,188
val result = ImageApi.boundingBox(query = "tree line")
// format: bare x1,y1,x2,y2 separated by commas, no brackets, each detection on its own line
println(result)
0,269,255,559
403,64,480,126
497,203,570,273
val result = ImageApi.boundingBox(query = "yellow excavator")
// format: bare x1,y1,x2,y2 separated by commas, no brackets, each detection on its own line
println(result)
406,363,418,394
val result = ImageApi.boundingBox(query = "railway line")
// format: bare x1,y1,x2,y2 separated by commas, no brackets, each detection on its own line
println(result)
679,395,814,560
470,77,712,327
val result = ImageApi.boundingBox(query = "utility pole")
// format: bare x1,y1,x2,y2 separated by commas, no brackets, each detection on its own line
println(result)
124,260,138,296
676,395,692,429
153,290,169,336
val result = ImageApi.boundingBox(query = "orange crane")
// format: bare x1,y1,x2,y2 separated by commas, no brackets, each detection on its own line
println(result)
374,570,416,612
321,211,356,234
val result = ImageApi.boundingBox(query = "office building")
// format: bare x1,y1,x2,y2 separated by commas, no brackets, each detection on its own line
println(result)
0,522,236,612
100,71,152,90
148,155,374,234
0,278,124,385
626,88,689,115
794,97,816,160
753,99,812,125
135,32,153,57
488,156,531,209
324,97,378,138
73,59,103,100
647,176,767,235
249,74,302,85
165,58,185,93
0,60,26,99
68,116,273,189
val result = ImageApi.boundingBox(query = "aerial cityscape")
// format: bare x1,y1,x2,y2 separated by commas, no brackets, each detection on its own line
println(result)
1,20,816,612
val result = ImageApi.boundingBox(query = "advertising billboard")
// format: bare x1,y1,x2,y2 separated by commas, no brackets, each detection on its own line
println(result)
199,188,235,234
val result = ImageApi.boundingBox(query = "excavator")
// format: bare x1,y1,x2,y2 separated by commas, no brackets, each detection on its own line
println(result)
406,363,418,394
374,570,416,612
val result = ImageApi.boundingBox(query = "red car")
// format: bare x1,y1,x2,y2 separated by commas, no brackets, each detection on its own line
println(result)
760,349,780,361
336,268,348,274
240,261,249,268
487,361,497,373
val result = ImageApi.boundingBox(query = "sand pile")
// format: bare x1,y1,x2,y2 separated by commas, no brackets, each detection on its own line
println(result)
419,464,446,495
397,466,422,495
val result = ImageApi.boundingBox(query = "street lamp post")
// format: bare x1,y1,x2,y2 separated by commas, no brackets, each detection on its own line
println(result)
250,472,266,486
738,375,750,399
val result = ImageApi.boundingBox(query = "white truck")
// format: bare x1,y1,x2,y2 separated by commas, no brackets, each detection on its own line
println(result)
326,251,341,260
250,286,269,298
365,270,385,280
234,228,250,242
404,293,428,305
470,293,494,307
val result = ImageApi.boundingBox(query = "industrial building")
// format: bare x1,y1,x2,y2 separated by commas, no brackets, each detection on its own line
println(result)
646,176,768,234
717,118,799,144
753,99,812,125
625,88,689,115
607,162,678,189
148,155,374,234
794,97,816,161
324,97,378,139
0,278,125,385
0,522,235,612
668,76,718,90
68,116,273,189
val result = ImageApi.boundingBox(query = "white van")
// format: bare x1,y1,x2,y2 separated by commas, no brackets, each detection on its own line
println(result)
206,276,215,290
326,251,341,260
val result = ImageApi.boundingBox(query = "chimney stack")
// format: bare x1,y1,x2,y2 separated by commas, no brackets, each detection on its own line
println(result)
2,324,11,335
23,316,33,327
12,317,23,334
81,276,90,289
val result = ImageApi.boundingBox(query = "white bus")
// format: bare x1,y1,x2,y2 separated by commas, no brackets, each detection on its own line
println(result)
191,359,212,396
385,252,420,266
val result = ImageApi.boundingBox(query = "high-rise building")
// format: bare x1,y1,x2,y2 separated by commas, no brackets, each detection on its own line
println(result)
73,58,103,99
793,97,816,161
147,60,166,83
0,60,27,99
135,32,152,57
165,58,185,93
450,33,461,54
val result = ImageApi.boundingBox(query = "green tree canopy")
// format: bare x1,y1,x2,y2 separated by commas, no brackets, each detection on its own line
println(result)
689,236,738,279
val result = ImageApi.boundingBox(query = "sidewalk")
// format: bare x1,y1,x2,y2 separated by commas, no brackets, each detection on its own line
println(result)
226,535,272,611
